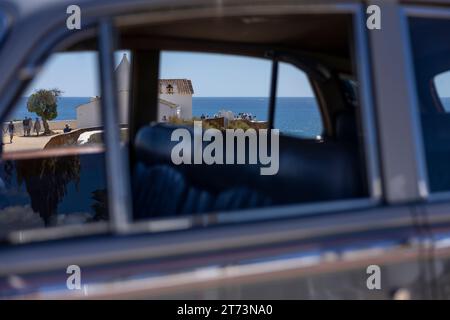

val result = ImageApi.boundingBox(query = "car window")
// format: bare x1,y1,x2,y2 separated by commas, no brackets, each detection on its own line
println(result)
3,52,103,151
0,11,369,240
0,49,109,241
158,51,271,126
409,17,450,193
157,51,323,139
129,28,367,224
274,62,323,139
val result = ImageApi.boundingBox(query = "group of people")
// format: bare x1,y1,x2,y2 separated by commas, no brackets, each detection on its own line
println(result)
199,112,256,121
22,117,41,137
3,117,41,144
236,112,255,121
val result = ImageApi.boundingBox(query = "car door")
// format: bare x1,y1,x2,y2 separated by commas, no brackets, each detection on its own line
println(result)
0,0,431,300
0,3,131,298
402,4,450,300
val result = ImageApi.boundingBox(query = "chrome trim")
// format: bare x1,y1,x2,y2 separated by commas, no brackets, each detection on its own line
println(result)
404,5,450,18
353,4,383,200
0,204,416,276
7,222,109,245
367,1,428,203
99,19,132,234
129,198,379,235
399,7,429,199
14,238,420,299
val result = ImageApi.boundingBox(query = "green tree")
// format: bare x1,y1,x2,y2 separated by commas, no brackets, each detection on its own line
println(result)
27,89,62,135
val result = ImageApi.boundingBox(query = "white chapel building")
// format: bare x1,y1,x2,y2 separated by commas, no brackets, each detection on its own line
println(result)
76,54,194,128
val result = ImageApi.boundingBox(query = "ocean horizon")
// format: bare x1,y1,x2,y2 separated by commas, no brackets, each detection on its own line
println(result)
10,96,326,137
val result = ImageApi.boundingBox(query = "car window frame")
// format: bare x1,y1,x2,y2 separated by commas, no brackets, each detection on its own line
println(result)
0,3,381,245
117,3,382,233
0,18,131,243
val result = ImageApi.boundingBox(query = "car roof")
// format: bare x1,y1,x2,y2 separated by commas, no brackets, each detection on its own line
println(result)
5,0,450,21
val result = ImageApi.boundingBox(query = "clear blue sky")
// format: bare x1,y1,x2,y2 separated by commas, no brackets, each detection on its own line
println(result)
26,50,316,98
27,50,450,98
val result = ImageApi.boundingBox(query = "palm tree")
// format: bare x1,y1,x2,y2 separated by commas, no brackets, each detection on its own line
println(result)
16,155,81,226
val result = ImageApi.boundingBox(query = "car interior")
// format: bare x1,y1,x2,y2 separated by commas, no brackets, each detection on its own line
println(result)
108,13,368,219
1,12,368,229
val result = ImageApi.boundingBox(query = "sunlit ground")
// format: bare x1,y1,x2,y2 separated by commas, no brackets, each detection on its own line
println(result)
2,131,64,152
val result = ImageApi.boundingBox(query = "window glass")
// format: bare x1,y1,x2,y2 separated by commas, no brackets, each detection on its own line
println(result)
159,51,271,125
409,17,450,192
274,62,323,139
0,50,109,240
157,52,323,138
3,52,102,151
130,44,365,223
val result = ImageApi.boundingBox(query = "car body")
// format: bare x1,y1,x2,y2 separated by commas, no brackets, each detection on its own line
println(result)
0,0,450,299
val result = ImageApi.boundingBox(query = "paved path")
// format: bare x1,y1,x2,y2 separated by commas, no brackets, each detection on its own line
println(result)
2,131,63,152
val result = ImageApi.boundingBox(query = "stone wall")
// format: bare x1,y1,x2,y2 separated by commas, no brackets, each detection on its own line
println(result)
2,120,78,136
44,126,102,149
202,118,268,130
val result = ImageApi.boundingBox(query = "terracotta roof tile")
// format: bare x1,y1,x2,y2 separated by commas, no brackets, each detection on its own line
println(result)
159,79,194,95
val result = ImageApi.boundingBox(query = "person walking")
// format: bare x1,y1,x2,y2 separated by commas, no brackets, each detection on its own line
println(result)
22,117,27,136
7,121,14,143
26,117,31,136
27,118,33,136
34,118,41,136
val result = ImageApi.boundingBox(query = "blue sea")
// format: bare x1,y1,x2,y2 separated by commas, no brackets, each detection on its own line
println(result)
10,97,91,121
193,97,322,138
10,97,323,138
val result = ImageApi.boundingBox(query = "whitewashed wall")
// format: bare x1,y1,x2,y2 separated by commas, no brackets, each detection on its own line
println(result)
76,92,130,128
157,104,179,121
77,93,192,128
76,100,101,128
117,91,129,124
159,94,192,119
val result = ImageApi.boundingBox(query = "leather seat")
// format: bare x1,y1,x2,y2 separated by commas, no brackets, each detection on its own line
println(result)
133,163,272,219
132,122,364,218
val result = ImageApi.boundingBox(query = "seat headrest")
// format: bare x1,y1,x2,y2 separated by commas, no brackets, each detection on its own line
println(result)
135,123,191,165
